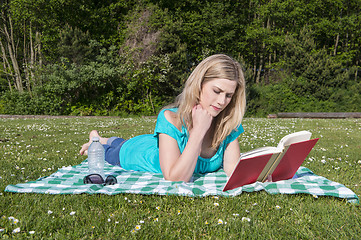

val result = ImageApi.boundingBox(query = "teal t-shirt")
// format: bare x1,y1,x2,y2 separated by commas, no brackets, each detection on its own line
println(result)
119,108,244,174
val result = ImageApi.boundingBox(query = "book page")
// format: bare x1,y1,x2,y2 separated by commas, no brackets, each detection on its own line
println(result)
240,147,279,159
276,131,312,149
257,152,280,182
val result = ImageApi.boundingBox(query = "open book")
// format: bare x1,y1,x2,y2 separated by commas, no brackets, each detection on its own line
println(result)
223,131,319,191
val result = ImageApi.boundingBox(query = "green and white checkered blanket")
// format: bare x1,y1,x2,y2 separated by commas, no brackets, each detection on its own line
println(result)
5,160,359,204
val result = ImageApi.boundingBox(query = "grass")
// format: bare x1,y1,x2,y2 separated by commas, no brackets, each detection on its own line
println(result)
0,116,360,239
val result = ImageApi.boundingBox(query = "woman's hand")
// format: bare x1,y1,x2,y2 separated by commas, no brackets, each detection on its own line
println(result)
191,104,213,136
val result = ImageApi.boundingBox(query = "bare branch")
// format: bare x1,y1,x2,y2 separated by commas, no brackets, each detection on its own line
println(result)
0,40,14,91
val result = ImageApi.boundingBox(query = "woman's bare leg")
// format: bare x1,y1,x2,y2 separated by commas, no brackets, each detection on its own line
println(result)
79,130,109,155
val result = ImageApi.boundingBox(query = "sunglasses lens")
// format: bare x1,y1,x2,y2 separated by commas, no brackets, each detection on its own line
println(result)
105,175,117,185
83,174,104,184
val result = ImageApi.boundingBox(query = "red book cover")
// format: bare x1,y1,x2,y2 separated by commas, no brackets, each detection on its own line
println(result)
271,138,319,182
223,153,273,191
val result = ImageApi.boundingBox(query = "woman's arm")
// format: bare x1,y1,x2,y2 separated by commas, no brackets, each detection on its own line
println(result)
223,138,241,176
159,105,212,182
159,132,202,182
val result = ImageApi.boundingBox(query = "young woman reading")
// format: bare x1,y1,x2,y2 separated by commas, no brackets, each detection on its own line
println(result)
80,54,246,182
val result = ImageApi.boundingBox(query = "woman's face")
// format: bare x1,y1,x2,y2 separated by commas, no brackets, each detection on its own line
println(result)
199,78,237,117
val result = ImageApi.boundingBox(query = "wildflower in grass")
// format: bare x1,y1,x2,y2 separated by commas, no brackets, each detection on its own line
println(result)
91,226,95,229
12,227,20,233
232,213,239,217
214,203,219,207
205,221,209,225
213,196,219,199
313,194,319,199
48,210,53,214
29,231,35,234
217,219,224,225
177,210,181,215
70,211,76,215
154,218,159,222
139,220,145,223
276,205,281,209
107,218,111,222
253,203,258,206
156,206,160,210
135,225,141,230
0,228,4,232
8,216,19,224
242,217,251,222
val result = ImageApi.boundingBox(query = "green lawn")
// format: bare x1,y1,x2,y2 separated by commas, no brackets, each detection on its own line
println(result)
0,116,360,239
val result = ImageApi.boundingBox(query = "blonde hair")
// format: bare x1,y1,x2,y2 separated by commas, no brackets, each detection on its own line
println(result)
173,54,246,149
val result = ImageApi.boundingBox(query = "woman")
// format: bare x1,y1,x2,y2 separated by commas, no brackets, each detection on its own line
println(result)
80,54,246,182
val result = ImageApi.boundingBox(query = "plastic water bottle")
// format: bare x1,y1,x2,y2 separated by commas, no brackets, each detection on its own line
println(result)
87,137,105,179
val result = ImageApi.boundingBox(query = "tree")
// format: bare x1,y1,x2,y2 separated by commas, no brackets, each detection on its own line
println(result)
58,24,92,65
1,7,24,91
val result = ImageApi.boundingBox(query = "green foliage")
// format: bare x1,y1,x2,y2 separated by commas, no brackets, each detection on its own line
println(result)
245,26,361,117
156,0,248,61
247,74,361,117
1,0,361,116
0,90,63,115
58,24,93,65
0,41,177,116
38,44,127,115
5,0,136,62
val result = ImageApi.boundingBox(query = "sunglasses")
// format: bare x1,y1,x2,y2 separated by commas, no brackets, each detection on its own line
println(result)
83,174,117,185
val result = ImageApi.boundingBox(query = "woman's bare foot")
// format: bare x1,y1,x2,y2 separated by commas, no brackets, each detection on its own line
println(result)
79,130,101,155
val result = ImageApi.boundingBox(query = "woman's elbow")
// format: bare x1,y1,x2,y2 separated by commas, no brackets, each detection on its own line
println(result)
162,172,191,182
223,165,234,177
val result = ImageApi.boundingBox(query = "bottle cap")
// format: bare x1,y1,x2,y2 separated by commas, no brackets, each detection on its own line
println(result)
92,137,100,142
